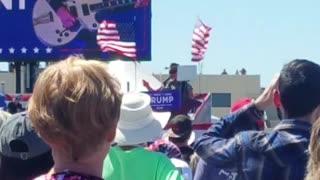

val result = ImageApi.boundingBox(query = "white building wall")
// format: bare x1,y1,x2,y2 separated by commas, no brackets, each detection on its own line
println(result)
0,66,26,93
0,72,16,93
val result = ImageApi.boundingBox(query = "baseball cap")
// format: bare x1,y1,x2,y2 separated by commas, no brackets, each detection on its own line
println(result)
166,115,192,138
231,97,265,130
0,112,50,160
163,115,196,145
230,97,253,112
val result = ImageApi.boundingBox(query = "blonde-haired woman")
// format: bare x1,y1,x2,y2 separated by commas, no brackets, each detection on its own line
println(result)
29,56,122,180
305,115,320,180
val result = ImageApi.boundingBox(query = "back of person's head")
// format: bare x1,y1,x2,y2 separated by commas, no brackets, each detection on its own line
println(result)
0,112,53,180
167,115,194,145
306,118,320,180
28,56,122,161
277,59,320,119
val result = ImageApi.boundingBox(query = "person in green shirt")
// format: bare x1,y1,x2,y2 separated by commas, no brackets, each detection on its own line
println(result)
102,92,183,180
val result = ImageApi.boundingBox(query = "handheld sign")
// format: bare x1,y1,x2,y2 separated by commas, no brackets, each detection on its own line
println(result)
177,65,197,81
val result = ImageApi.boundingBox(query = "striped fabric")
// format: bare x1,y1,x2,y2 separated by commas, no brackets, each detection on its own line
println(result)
191,20,212,62
97,20,136,59
193,103,311,180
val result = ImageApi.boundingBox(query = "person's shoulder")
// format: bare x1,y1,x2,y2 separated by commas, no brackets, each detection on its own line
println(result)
113,146,169,160
237,129,296,152
186,82,193,88
170,158,192,179
148,149,175,164
236,130,270,148
171,158,189,167
143,148,171,160
0,110,11,127
0,110,11,117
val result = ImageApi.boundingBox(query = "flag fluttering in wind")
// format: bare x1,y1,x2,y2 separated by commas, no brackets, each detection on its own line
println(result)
97,20,136,59
191,19,212,62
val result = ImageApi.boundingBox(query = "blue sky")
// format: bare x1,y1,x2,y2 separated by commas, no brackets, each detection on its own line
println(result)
1,0,319,86
143,0,320,86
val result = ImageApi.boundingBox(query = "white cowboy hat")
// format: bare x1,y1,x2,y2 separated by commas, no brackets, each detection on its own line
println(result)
114,92,171,146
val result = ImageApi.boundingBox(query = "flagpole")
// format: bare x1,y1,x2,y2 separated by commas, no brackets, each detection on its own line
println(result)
198,61,203,93
134,61,137,91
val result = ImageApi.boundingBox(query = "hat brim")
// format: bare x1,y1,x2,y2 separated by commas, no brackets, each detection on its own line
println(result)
163,130,196,146
115,111,170,146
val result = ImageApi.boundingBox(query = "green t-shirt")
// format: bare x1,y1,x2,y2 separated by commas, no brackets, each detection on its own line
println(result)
102,146,183,180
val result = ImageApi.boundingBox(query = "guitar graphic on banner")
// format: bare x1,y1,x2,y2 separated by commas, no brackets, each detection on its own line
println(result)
32,0,138,46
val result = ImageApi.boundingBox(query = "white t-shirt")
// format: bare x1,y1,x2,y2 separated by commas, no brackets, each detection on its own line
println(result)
170,158,192,180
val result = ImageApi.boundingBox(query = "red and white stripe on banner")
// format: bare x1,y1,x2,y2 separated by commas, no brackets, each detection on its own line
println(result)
4,93,32,108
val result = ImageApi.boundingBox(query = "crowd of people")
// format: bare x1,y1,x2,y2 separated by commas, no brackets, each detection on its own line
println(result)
0,56,319,180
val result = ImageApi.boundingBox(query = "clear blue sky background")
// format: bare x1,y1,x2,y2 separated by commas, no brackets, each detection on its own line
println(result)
1,0,319,86
143,0,320,86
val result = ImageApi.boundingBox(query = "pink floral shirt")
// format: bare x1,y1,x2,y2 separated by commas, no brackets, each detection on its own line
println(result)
33,171,103,180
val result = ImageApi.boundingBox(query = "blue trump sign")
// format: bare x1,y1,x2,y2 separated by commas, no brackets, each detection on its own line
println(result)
0,0,151,61
146,90,181,111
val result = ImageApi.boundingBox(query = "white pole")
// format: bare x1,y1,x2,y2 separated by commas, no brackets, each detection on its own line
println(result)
198,62,203,93
134,61,137,91
160,72,162,82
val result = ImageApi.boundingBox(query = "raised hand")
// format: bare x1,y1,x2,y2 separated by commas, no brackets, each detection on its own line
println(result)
254,73,280,110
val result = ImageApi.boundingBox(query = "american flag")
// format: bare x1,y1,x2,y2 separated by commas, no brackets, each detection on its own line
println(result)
97,20,136,59
191,20,212,62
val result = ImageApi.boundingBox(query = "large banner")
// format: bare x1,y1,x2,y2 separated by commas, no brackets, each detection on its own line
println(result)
145,90,181,111
0,0,151,61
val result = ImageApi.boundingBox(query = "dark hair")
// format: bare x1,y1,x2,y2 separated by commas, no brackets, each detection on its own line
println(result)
279,59,320,118
169,63,179,74
0,151,54,180
170,63,179,69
